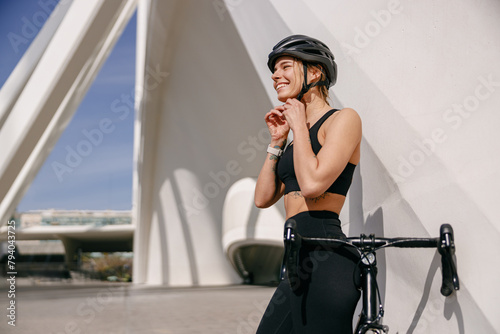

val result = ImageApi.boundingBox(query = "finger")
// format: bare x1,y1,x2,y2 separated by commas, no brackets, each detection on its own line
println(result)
266,109,281,118
281,109,289,120
265,111,274,122
284,101,295,110
266,114,284,126
271,108,284,115
271,109,286,119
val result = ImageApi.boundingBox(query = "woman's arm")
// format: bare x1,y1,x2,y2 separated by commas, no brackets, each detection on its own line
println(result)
288,104,362,198
254,139,287,208
254,107,290,208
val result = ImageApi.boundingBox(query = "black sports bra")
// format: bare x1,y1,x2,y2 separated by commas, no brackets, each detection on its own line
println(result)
276,109,356,196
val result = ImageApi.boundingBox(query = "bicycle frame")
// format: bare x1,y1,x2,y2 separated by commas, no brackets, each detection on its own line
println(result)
355,249,388,334
280,222,459,334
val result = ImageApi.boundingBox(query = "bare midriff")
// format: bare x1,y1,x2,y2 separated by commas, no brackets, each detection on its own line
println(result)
283,191,346,219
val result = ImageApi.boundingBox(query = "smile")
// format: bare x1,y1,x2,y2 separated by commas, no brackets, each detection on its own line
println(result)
276,83,289,91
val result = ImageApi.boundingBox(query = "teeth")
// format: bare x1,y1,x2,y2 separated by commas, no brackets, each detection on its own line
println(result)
276,83,288,90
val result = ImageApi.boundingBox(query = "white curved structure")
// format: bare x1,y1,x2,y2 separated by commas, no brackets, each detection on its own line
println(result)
222,178,284,283
0,0,498,332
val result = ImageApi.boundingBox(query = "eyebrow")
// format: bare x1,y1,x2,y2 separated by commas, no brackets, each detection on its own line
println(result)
274,60,294,71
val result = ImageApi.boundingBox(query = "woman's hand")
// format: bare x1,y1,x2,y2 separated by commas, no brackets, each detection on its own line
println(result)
282,98,307,131
265,105,290,143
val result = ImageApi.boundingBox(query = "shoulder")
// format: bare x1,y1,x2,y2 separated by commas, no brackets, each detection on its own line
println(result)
325,107,362,132
335,107,361,122
318,107,361,145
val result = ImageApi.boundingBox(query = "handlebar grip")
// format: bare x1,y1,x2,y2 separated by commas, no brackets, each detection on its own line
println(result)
280,219,295,281
440,224,453,236
284,219,297,233
438,224,460,296
280,219,302,290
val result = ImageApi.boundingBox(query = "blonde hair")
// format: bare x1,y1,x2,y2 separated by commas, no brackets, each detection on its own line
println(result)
294,58,330,103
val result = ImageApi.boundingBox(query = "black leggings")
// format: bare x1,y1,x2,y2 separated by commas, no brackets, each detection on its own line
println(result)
256,211,361,334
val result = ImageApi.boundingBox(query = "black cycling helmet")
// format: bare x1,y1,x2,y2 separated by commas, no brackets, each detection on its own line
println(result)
267,34,337,101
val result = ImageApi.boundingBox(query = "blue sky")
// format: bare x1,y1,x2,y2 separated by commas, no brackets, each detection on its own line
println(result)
0,0,136,211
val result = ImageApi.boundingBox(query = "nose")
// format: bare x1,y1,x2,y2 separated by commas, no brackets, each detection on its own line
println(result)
271,69,280,82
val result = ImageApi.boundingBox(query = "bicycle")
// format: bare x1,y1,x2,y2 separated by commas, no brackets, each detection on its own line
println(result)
280,220,460,334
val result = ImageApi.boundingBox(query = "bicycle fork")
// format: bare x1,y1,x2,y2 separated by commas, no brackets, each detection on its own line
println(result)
354,250,389,334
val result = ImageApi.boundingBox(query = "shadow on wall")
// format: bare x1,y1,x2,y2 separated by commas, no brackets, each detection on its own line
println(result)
348,164,388,314
406,251,464,334
170,172,200,285
347,154,464,332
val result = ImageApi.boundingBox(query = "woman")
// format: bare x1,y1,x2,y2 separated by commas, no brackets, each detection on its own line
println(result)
254,35,362,333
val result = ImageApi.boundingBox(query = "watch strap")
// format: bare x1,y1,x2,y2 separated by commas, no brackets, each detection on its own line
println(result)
267,145,283,157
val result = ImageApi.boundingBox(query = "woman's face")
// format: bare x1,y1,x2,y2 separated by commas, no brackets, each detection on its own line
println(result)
271,56,303,102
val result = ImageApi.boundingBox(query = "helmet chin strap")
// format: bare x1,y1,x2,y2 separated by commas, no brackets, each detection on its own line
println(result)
295,62,329,102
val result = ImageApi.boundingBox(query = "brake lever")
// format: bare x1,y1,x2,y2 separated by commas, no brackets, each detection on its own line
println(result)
280,221,294,281
438,224,460,296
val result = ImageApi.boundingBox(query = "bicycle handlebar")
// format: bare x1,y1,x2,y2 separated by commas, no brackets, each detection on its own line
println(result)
281,221,459,297
438,224,460,296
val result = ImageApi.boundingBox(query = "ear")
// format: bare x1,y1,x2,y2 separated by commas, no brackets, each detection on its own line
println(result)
309,64,323,82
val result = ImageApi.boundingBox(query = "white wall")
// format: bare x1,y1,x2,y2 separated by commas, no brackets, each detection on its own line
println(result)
233,0,500,332
133,0,499,332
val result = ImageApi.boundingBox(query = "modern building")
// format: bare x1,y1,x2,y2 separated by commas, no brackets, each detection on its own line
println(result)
0,210,133,275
